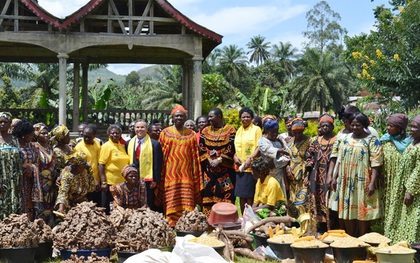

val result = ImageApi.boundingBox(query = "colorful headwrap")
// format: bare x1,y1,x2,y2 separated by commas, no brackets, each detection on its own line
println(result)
50,124,69,143
121,165,139,178
0,112,12,121
291,118,306,131
412,114,420,126
171,104,187,116
387,114,408,130
262,114,277,125
263,119,279,131
33,123,48,138
65,151,87,166
319,115,334,125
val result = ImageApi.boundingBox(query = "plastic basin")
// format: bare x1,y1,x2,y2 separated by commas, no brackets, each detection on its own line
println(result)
35,241,53,262
267,241,294,259
0,247,37,263
253,234,268,248
117,251,138,263
212,245,225,256
59,248,112,259
375,250,416,263
292,246,327,263
176,230,205,237
332,246,367,263
411,243,420,263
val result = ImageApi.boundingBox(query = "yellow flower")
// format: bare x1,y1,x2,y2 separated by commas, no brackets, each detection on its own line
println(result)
364,55,370,60
394,54,401,61
362,69,368,77
352,52,363,60
398,6,404,12
376,49,384,59
362,63,369,70
370,76,375,80
370,60,375,66
357,73,362,79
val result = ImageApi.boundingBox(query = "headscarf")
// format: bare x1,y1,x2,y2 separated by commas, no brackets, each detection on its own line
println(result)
380,113,412,153
262,114,277,126
171,104,187,116
291,118,306,131
65,151,87,166
413,114,420,125
121,165,138,178
50,124,69,143
33,123,48,138
263,119,279,131
319,115,334,125
0,112,12,121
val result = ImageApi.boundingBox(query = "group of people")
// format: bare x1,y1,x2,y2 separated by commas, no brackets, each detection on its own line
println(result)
0,104,419,244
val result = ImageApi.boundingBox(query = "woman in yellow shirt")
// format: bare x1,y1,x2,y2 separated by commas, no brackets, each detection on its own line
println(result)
252,157,285,214
98,124,130,213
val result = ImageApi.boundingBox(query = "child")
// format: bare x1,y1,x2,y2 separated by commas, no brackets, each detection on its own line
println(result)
251,157,286,217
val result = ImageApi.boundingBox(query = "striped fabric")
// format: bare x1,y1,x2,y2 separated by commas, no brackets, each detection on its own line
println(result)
159,126,203,226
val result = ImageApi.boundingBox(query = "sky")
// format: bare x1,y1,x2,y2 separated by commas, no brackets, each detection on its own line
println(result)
38,0,391,75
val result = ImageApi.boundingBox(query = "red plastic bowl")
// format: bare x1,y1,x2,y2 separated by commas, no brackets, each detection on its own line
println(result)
207,202,239,225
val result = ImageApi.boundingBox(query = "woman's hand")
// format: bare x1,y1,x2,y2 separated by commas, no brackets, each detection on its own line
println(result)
233,154,242,166
367,182,376,196
244,157,252,169
404,192,414,206
208,158,222,168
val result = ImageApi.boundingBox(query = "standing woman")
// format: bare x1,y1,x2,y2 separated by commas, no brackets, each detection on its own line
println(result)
305,115,336,232
331,113,383,237
387,115,420,244
33,123,56,225
0,112,21,220
50,124,73,183
286,118,311,218
234,107,262,214
381,114,411,238
13,120,42,221
159,105,203,226
199,108,236,215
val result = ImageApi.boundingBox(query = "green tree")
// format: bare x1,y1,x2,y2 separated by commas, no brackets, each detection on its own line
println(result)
247,35,271,65
303,1,347,53
270,41,299,80
290,48,348,114
218,45,248,87
0,74,21,108
125,71,140,86
345,1,420,109
141,65,182,110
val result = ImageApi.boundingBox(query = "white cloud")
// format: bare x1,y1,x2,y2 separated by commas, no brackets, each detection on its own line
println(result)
37,0,89,18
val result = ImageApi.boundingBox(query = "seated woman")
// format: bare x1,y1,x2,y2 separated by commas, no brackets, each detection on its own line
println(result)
55,152,96,214
251,157,286,217
110,165,146,209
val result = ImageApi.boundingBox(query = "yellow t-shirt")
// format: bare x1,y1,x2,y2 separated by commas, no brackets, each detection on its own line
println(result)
75,140,101,182
99,140,130,185
234,123,262,172
254,175,285,206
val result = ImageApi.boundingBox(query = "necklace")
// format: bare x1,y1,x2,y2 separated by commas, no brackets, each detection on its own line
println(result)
320,135,333,152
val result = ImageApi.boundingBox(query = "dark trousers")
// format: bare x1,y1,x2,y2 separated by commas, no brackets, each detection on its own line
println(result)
101,188,113,215
145,181,162,213
87,191,102,207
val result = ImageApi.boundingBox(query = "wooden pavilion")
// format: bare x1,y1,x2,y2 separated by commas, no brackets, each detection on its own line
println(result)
0,0,222,129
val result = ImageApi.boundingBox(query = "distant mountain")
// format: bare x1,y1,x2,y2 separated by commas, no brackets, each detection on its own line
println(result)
136,65,160,79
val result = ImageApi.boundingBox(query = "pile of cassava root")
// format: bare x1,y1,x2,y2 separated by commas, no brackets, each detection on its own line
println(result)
60,253,111,263
53,202,115,249
115,208,176,252
33,218,53,243
0,214,40,248
175,207,208,232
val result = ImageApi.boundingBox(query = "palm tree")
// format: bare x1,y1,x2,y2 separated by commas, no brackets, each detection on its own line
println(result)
247,35,271,65
141,65,182,110
290,48,348,114
203,48,221,74
271,41,299,79
218,45,248,87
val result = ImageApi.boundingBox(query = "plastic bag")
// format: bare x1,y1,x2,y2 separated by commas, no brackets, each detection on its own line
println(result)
124,249,183,263
172,235,228,263
242,203,260,230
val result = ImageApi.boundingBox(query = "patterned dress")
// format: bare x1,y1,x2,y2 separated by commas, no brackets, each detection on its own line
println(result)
19,143,42,221
199,125,236,215
159,126,203,226
306,135,336,224
110,181,146,209
34,142,56,225
335,134,383,221
55,167,96,211
388,144,420,244
286,136,311,218
0,139,21,220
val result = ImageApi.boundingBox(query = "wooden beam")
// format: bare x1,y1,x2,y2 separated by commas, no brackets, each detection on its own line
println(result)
134,0,153,35
0,0,13,27
128,0,133,35
108,0,127,34
13,0,18,32
86,15,175,23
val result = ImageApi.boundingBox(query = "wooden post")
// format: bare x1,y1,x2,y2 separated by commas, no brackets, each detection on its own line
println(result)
73,63,80,131
57,53,69,125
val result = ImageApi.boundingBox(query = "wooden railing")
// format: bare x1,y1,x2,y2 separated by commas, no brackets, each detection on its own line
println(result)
1,108,172,131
